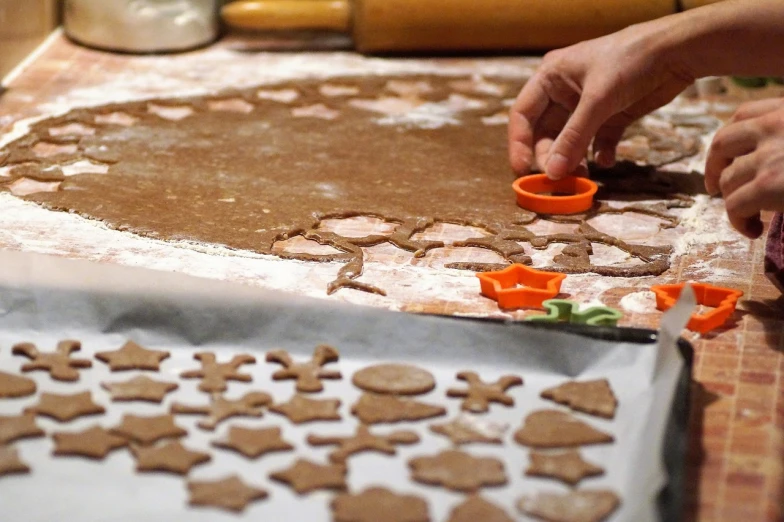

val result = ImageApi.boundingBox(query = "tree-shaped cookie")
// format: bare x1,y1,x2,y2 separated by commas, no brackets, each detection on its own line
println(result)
446,495,515,522
170,391,272,430
446,371,523,413
307,424,420,463
13,340,91,381
540,378,618,419
408,449,507,492
180,352,256,393
266,345,341,393
351,393,446,425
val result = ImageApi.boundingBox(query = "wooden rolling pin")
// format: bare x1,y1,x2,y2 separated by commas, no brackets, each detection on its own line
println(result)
222,0,680,52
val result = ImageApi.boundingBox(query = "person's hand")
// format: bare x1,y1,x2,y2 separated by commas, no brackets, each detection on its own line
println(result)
508,21,696,180
705,97,784,239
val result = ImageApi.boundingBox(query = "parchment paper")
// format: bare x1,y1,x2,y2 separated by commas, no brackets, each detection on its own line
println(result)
0,251,690,522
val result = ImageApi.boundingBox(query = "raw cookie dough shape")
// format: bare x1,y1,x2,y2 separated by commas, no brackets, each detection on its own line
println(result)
0,75,692,296
187,474,268,513
269,458,348,494
408,449,507,492
0,412,45,444
514,410,614,449
446,371,523,413
517,489,621,522
131,441,211,475
0,369,36,398
95,340,170,371
212,425,294,459
332,486,430,522
269,394,342,424
352,363,436,396
111,413,188,445
265,345,341,393
170,391,273,430
102,375,179,403
446,495,515,522
180,352,256,393
0,446,30,477
540,379,618,419
526,449,605,486
351,393,446,424
12,340,91,381
52,425,128,459
24,391,106,422
306,424,420,463
430,413,508,445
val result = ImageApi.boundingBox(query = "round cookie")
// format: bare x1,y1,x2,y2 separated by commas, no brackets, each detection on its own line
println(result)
352,364,436,396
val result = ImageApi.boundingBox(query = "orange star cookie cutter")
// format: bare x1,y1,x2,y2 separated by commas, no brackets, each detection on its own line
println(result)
513,174,598,215
650,283,743,334
477,264,566,310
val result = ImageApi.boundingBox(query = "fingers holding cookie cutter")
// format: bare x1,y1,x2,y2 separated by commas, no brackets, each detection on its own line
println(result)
650,283,743,334
513,174,598,215
525,299,623,327
477,264,566,310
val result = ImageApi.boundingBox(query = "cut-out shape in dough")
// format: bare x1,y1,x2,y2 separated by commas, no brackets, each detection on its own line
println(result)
320,84,360,97
32,142,78,158
148,104,194,121
207,98,254,114
291,104,340,120
257,88,299,103
94,112,139,126
61,160,109,177
350,97,420,116
8,177,60,196
49,123,96,137
386,80,433,97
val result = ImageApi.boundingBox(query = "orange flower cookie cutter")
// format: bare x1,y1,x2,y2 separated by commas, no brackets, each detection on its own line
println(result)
513,174,598,215
650,283,744,334
477,264,567,310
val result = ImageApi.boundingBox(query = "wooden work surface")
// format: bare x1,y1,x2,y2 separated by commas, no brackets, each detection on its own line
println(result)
0,33,782,522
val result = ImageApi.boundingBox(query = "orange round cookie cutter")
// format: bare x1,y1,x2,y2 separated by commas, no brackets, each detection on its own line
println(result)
512,174,598,214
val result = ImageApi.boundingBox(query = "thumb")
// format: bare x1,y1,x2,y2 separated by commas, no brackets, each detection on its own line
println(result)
546,92,611,179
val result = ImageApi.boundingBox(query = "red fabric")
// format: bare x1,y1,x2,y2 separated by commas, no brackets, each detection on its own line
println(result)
765,212,784,292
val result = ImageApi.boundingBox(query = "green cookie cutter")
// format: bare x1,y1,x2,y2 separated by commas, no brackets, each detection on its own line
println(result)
524,299,622,327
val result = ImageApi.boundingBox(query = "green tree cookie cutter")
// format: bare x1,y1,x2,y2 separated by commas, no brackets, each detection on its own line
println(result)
524,299,623,327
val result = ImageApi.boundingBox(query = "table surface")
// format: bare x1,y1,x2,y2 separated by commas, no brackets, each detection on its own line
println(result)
0,32,782,522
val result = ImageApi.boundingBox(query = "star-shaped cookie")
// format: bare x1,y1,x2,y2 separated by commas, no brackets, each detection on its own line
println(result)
95,340,170,371
52,425,128,459
269,458,347,494
212,426,294,459
25,391,105,422
111,414,187,445
0,412,44,445
131,441,211,475
269,394,341,424
187,474,268,513
102,375,179,403
526,449,605,486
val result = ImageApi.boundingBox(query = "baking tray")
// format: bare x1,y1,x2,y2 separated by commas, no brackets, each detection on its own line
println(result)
0,251,692,522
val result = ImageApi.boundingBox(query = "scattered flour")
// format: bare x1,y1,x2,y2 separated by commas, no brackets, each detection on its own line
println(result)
619,291,657,314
